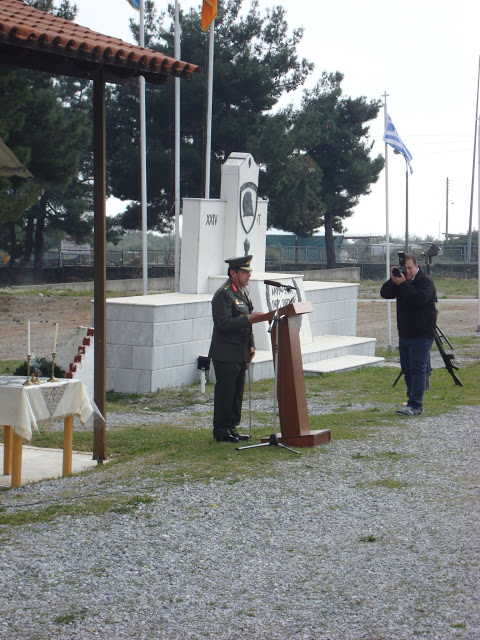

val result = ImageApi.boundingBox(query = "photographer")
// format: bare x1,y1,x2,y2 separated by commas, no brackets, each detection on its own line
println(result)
380,253,437,416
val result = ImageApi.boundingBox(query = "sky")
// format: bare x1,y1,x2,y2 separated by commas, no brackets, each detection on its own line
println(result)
74,0,480,241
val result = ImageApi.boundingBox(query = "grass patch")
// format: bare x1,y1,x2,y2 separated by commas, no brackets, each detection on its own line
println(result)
374,478,409,490
309,408,385,440
0,494,155,526
374,346,399,361
0,359,23,375
359,534,377,543
434,277,478,299
304,366,407,407
358,277,478,299
374,450,409,461
54,608,88,625
17,429,93,453
106,385,211,413
353,450,410,462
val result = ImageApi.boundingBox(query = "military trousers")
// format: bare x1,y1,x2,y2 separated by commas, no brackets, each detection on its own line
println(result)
212,359,247,441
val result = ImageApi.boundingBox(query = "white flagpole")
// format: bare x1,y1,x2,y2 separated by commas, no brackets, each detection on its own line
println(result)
467,56,480,264
383,92,392,352
139,0,148,295
477,115,480,332
174,0,181,292
204,21,214,198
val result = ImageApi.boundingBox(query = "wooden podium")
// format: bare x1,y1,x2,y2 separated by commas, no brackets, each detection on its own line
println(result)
251,302,331,448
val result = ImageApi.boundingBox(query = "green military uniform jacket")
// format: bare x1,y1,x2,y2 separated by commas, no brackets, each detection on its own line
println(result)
208,278,255,363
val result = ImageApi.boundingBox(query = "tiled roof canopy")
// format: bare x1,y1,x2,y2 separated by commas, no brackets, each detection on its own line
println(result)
0,0,201,85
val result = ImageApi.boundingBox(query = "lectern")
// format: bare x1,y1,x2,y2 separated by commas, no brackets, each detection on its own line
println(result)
252,302,331,448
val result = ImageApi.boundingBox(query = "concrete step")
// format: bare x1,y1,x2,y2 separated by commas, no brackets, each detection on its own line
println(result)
304,354,385,375
247,334,380,381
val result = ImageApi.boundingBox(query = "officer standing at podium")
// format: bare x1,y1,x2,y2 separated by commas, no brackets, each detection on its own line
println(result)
209,255,264,443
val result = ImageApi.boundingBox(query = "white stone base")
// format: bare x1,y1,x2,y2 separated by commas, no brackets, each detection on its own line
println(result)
103,279,374,393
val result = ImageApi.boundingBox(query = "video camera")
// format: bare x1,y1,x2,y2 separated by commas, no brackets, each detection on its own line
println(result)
421,243,441,262
392,250,406,278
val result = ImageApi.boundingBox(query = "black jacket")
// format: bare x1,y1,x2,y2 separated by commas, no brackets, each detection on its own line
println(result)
380,267,437,338
208,278,255,362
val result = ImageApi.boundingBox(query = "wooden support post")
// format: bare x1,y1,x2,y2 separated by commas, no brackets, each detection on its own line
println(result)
11,432,22,487
63,416,73,476
3,425,13,475
93,70,107,462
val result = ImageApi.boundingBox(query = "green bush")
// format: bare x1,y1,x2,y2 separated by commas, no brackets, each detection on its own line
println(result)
13,357,66,379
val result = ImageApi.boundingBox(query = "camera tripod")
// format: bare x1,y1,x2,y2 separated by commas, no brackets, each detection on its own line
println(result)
392,324,463,388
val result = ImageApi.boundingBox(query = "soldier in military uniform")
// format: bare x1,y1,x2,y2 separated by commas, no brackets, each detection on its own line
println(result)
209,255,264,443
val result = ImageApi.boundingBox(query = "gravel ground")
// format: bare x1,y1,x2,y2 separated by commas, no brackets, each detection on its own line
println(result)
1,291,478,638
1,405,479,640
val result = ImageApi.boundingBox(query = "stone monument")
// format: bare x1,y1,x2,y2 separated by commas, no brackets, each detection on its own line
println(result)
104,152,381,393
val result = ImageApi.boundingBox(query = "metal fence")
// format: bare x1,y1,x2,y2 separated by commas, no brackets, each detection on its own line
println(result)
265,244,479,266
41,249,177,268
1,244,478,269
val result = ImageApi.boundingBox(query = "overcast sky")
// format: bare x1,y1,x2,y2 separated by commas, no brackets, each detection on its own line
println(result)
75,0,480,240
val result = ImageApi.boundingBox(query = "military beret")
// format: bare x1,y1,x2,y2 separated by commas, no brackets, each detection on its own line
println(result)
225,255,253,271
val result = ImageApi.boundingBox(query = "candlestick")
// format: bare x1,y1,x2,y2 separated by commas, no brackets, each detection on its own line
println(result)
48,352,58,383
53,322,58,353
27,319,30,355
23,354,33,386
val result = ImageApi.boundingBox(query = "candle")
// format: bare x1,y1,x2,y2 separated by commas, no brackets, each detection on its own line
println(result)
53,322,58,353
27,319,30,355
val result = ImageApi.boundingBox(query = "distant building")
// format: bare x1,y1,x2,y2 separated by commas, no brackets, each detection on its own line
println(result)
370,243,405,257
60,237,91,265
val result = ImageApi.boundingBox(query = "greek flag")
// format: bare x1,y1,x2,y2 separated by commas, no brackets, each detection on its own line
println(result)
125,0,140,10
384,114,413,174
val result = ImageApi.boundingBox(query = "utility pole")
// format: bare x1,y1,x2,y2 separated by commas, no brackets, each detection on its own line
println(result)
445,177,449,242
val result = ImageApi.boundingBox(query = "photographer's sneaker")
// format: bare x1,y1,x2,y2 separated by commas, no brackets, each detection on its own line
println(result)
396,407,422,416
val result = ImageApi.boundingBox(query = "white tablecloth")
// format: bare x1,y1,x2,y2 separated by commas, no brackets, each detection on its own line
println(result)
0,376,95,441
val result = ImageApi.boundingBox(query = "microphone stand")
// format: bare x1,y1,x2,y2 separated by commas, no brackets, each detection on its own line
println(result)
236,284,300,454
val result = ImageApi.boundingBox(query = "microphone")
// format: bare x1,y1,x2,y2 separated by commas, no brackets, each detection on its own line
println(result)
264,279,295,291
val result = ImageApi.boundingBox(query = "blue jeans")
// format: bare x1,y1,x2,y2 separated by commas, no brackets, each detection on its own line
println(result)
398,337,434,411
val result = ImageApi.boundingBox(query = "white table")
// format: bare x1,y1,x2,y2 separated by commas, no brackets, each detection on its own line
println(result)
0,376,96,487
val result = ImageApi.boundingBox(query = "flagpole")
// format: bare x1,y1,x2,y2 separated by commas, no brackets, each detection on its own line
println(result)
477,114,480,332
383,92,392,353
467,55,480,264
405,158,409,252
174,0,181,292
139,0,148,295
204,20,214,198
